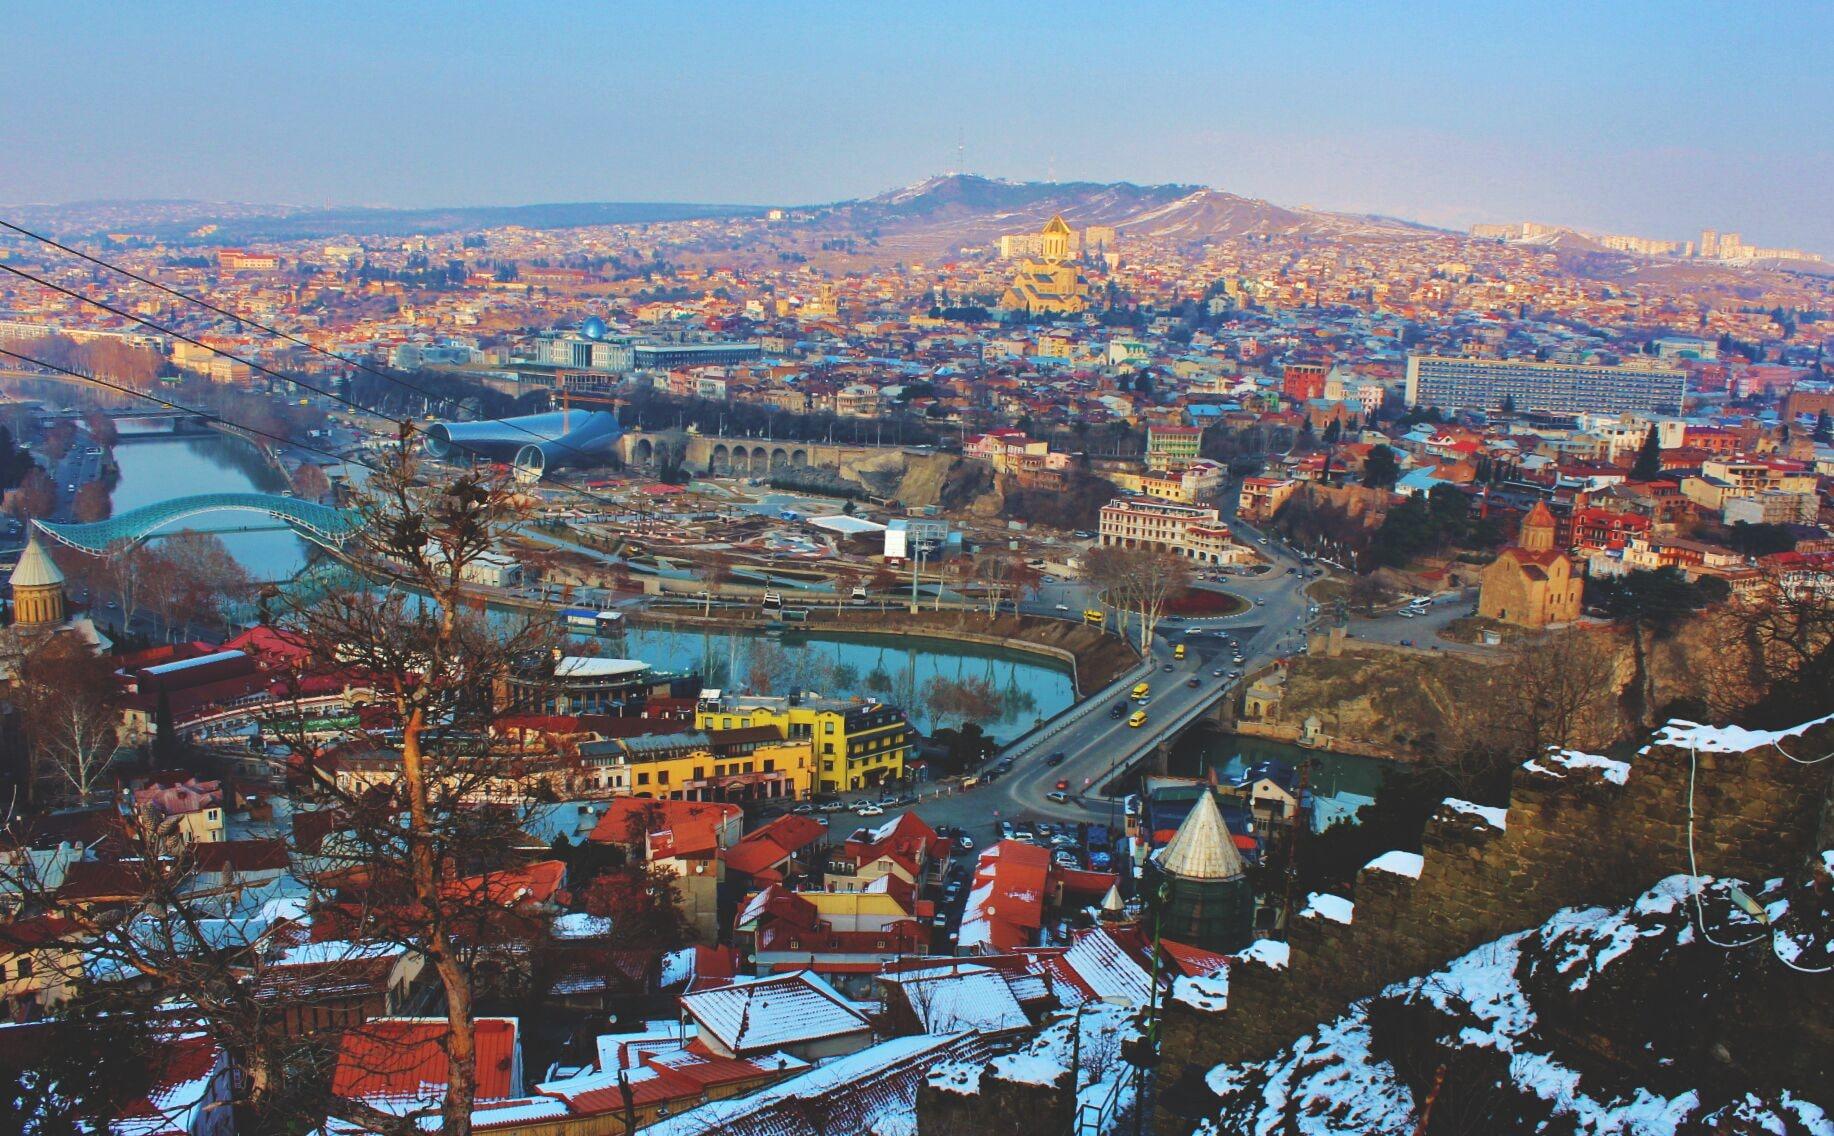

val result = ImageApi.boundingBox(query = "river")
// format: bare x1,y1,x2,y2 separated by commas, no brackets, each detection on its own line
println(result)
1172,730,1394,828
109,430,310,580
109,432,1077,736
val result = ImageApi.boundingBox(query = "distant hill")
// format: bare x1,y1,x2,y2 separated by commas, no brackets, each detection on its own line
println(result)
781,174,1439,256
0,199,767,244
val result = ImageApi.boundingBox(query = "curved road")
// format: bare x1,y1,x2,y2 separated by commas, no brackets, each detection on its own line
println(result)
894,520,1318,846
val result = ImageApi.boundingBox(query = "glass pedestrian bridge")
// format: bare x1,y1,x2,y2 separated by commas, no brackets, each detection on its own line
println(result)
32,493,364,555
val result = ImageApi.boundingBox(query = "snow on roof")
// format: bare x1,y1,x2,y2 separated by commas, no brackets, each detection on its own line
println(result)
1301,892,1355,925
680,970,870,1053
1061,927,1154,1006
806,514,887,535
890,967,1029,1034
273,939,404,967
554,656,651,679
1647,712,1834,755
550,912,612,940
1363,850,1425,879
142,649,247,676
660,947,695,988
640,1033,977,1136
1442,797,1508,831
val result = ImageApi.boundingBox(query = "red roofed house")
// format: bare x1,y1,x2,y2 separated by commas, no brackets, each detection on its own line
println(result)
590,800,741,941
828,812,951,893
723,815,828,888
958,840,1050,954
330,1016,523,1112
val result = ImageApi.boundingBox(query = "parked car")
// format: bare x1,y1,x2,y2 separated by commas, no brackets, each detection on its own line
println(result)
855,803,884,817
1001,821,1015,839
956,835,974,851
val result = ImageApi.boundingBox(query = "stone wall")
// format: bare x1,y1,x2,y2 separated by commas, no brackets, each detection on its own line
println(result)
916,1058,1074,1136
1160,716,1834,1081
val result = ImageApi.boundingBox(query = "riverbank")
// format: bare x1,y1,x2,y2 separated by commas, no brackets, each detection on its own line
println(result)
622,606,1137,698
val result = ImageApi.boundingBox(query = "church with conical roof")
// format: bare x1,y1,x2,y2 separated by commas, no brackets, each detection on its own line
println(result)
1478,500,1582,628
1145,788,1255,952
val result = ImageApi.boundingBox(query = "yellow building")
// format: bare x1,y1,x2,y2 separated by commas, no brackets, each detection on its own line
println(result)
999,216,1089,315
696,693,909,793
578,732,817,803
1479,501,1583,629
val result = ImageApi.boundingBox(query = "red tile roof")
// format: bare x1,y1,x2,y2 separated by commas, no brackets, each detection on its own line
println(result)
331,1017,520,1104
589,800,739,860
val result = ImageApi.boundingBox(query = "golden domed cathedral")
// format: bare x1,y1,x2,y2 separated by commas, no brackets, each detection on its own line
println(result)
999,215,1090,315
1478,501,1583,629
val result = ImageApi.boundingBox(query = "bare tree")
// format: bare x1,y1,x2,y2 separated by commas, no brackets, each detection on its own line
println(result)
14,633,121,804
1496,628,1620,755
8,468,57,522
291,462,333,502
70,481,112,523
264,451,563,1135
1085,546,1190,649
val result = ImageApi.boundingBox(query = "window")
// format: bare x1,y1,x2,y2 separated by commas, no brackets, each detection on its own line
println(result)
637,772,650,786
16,957,32,980
694,767,706,781
762,760,774,773
658,770,670,785
823,743,835,755
823,721,836,734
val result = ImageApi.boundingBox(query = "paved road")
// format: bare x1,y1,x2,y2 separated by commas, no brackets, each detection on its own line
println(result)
904,519,1319,851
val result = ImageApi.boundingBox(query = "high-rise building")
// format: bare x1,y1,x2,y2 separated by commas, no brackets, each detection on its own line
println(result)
1405,355,1685,415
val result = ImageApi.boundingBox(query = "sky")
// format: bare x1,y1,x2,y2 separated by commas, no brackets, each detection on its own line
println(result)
4,1,1831,253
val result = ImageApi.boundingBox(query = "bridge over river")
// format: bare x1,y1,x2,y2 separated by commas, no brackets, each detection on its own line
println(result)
32,492,362,554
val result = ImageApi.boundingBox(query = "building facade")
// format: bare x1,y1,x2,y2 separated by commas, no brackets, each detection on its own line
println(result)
1405,355,1686,415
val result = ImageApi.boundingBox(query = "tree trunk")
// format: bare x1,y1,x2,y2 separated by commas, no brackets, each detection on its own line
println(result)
401,706,478,1135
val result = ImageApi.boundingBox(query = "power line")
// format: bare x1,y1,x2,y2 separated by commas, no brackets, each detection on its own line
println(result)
0,220,642,484
0,345,374,476
0,259,637,518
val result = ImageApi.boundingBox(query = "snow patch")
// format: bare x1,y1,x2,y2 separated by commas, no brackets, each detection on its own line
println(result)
1237,939,1291,970
1442,797,1508,830
1647,713,1834,754
1173,974,1230,1013
1300,892,1354,924
1363,850,1424,879
989,1051,1069,1087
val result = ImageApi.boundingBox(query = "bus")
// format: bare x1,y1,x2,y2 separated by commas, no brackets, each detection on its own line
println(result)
1131,682,1151,701
1173,643,1186,660
1083,609,1106,627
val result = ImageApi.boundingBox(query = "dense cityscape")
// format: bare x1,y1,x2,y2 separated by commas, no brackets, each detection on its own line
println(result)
1,6,1831,1136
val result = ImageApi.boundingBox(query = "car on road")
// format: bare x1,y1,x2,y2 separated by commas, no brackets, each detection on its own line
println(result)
1186,677,1201,688
956,835,974,851
1213,669,1226,677
1162,663,1174,672
1055,778,1070,791
1128,710,1147,728
1046,790,1069,803
855,803,884,816
1044,752,1066,767
932,913,949,927
1054,603,1070,611
1255,599,1266,606
1110,702,1128,718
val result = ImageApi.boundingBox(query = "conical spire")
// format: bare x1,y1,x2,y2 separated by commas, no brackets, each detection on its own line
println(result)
1158,790,1246,881
1100,884,1124,913
10,535,64,589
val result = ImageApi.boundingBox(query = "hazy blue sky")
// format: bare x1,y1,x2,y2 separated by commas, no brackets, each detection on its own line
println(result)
4,2,1830,251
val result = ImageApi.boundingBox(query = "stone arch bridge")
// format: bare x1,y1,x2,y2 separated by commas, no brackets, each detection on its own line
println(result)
618,432,913,478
